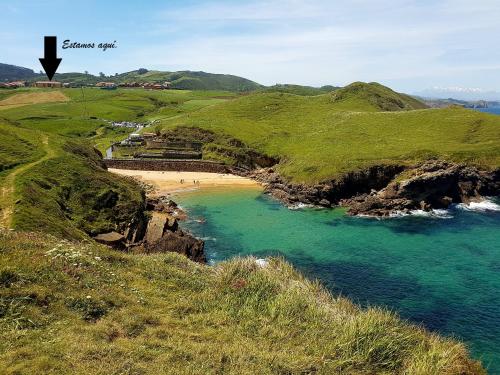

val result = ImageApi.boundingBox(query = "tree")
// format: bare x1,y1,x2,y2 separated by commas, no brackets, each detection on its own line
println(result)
99,72,105,78
137,68,148,75
84,71,89,75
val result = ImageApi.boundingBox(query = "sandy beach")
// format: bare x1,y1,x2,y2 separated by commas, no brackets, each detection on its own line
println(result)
108,169,261,195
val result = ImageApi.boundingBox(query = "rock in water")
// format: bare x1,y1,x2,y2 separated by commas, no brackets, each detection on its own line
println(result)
344,160,499,216
145,231,205,263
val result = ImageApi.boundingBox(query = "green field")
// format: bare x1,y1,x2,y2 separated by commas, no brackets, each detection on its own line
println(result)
152,82,500,183
0,83,493,373
0,88,237,233
2,83,499,229
0,88,238,153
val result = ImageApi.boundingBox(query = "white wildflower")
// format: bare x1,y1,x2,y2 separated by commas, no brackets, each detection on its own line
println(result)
255,258,268,268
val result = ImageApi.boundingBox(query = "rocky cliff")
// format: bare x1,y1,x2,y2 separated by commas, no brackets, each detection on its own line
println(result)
342,161,499,216
94,197,205,262
244,160,499,216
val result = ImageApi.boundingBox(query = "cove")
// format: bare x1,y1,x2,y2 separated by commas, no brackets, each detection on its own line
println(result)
176,187,500,373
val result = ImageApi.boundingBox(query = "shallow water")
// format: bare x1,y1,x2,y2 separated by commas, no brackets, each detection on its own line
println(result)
475,107,500,115
176,188,500,372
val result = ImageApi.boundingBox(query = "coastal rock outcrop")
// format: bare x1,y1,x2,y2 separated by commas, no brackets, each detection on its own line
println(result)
144,230,205,263
95,196,206,262
343,161,499,216
245,164,406,208
94,231,126,249
243,161,499,217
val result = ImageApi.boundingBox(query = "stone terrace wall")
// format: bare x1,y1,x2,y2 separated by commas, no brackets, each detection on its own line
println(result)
104,159,232,173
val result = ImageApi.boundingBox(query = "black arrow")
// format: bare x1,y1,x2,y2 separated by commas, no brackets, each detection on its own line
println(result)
39,36,62,81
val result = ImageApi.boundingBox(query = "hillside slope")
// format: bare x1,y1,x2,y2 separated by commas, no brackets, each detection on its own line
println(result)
0,121,144,238
155,84,499,182
26,70,263,92
0,63,36,81
260,84,339,96
0,230,484,374
0,86,488,373
116,70,262,92
331,82,428,111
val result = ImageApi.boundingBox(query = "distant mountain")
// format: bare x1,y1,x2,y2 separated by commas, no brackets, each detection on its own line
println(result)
6,68,261,92
417,97,500,109
414,87,500,101
113,70,262,92
0,63,36,81
331,82,428,111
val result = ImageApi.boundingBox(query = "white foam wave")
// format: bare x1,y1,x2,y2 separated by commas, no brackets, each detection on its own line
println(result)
389,209,453,219
288,202,315,210
456,199,500,212
200,236,217,241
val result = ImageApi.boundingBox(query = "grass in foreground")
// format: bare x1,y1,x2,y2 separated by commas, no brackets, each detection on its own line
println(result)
0,230,484,374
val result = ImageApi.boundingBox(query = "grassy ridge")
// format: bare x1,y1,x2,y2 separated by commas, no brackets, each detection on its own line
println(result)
155,85,500,183
0,88,238,153
16,70,263,92
330,82,428,111
0,85,492,372
0,123,44,174
0,88,240,234
0,230,484,374
0,116,144,237
11,139,144,239
259,83,339,96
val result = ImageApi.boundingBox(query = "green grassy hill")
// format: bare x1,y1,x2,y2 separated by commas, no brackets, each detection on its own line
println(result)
0,85,494,373
0,63,36,81
0,230,484,374
28,70,263,92
154,83,500,183
260,84,339,96
330,82,429,111
116,70,263,92
0,88,239,234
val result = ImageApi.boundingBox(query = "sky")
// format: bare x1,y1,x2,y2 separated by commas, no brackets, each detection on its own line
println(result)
1,0,500,97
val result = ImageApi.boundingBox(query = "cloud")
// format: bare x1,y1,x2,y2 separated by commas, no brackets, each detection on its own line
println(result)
161,0,328,21
3,0,500,92
415,86,500,101
128,1,494,89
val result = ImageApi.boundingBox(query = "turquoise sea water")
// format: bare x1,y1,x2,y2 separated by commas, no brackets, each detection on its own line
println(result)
475,107,500,115
177,188,500,373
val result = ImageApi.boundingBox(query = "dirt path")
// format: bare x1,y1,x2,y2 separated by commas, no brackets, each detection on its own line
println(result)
0,134,55,229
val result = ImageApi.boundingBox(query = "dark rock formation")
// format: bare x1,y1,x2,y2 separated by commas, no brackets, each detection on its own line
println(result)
343,161,499,216
95,196,205,262
243,161,499,217
144,230,205,263
245,164,405,208
94,232,126,249
145,197,187,220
